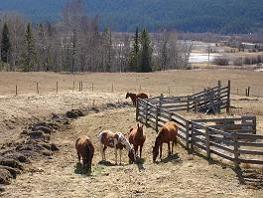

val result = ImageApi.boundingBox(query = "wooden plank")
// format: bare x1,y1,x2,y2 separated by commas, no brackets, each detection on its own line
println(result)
239,149,263,155
210,148,234,161
238,141,263,147
239,158,263,165
192,136,206,144
193,141,206,150
209,141,234,153
236,133,263,140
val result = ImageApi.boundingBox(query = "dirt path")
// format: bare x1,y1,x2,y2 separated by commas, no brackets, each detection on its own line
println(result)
2,108,262,198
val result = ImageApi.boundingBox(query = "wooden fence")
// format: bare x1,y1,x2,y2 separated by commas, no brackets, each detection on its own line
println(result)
136,82,263,167
146,80,231,114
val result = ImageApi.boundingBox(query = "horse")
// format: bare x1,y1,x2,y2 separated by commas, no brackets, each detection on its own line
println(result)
128,123,146,158
125,92,148,106
152,121,178,162
98,130,138,165
75,135,95,171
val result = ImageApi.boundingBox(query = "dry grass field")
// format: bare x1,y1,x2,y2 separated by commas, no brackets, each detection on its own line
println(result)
1,70,263,197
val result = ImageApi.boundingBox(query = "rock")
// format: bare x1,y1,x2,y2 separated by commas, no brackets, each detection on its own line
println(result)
32,125,52,134
0,169,12,185
41,150,53,156
66,109,84,119
0,158,23,170
0,165,21,178
0,184,5,192
50,143,59,151
4,152,28,163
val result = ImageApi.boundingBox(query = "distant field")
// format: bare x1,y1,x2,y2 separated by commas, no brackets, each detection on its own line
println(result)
0,70,263,97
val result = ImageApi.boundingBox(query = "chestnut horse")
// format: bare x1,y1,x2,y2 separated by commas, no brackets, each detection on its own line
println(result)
75,135,95,171
125,92,148,106
128,123,146,158
152,121,178,162
98,130,137,164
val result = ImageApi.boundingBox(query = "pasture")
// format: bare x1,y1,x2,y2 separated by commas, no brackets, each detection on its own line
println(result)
0,70,263,197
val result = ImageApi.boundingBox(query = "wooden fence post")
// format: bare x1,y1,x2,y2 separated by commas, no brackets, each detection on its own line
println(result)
73,81,75,91
205,127,211,160
136,98,139,121
15,85,18,96
226,80,231,114
56,81,58,94
185,121,190,151
111,83,114,92
252,116,256,134
155,105,159,132
159,94,164,107
187,96,190,112
247,86,250,97
190,122,195,152
233,132,240,169
36,82,39,94
91,83,94,92
145,101,148,126
217,80,221,113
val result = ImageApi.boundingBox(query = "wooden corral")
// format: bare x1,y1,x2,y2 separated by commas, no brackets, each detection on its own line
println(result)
136,81,263,168
143,80,231,115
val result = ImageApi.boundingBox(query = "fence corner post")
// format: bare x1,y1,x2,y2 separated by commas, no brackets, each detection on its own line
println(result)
186,120,190,151
233,131,240,169
136,98,139,121
155,105,159,132
226,80,231,114
205,127,211,160
217,80,221,113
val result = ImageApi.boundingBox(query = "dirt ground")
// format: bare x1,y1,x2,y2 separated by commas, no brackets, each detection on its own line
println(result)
2,108,262,198
1,70,263,197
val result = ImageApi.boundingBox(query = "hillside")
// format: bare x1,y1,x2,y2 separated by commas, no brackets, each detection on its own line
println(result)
0,0,263,33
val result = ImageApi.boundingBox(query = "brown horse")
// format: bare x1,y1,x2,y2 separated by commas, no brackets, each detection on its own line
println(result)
75,135,95,171
152,121,178,162
125,92,148,106
98,130,137,164
128,123,146,158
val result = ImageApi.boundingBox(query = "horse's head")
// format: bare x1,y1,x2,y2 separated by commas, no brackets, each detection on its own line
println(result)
125,92,130,99
137,123,144,134
152,145,159,163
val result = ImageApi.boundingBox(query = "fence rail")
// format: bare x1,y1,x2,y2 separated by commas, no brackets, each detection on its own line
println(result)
136,80,263,167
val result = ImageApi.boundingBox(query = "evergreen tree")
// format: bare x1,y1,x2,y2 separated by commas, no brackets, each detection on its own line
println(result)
139,28,152,72
22,23,37,72
1,23,11,63
128,27,139,72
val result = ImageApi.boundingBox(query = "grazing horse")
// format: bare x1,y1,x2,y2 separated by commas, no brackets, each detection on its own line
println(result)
128,123,146,158
125,92,148,106
152,121,178,162
98,130,137,164
75,135,95,171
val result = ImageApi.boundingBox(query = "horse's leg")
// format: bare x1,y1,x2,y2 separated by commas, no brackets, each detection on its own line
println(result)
100,143,104,160
160,144,163,160
139,145,143,158
115,148,118,165
172,141,175,154
119,149,122,165
168,142,171,156
102,145,107,161
134,145,138,156
77,152,81,163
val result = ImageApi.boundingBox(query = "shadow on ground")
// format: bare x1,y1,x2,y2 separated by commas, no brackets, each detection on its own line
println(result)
234,167,263,189
74,162,91,175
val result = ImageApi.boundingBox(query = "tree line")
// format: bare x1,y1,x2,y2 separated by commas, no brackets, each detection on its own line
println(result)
0,0,191,73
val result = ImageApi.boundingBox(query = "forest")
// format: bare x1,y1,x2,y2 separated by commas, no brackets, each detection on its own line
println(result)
0,0,191,72
0,0,263,33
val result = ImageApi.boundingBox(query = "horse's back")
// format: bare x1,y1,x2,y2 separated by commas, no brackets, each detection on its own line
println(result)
158,121,178,142
137,93,148,99
76,135,94,156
